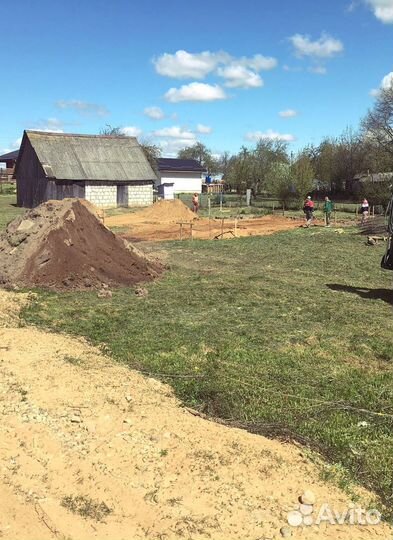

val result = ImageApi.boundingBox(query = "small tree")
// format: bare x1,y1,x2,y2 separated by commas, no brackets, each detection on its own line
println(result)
100,124,122,136
360,180,393,210
362,85,393,156
291,154,315,201
178,142,218,174
266,162,294,209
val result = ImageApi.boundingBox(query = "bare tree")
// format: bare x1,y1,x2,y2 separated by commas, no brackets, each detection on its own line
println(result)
362,86,393,156
99,125,161,173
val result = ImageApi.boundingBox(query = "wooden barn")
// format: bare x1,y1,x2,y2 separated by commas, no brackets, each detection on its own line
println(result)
15,130,157,208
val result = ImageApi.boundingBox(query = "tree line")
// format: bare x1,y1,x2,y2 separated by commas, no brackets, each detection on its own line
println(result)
178,86,393,207
101,86,393,207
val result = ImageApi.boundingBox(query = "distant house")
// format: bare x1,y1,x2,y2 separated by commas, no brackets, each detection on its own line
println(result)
352,172,393,192
0,149,19,182
156,158,206,194
15,131,157,208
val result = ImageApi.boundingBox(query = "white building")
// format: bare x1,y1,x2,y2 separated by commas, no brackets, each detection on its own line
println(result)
156,158,206,194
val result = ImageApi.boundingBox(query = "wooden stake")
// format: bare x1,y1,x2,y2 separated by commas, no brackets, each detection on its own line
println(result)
221,218,224,236
179,222,183,241
234,218,238,237
190,223,193,240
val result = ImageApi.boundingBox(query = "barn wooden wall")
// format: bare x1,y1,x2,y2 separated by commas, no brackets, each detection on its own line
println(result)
16,138,48,208
46,181,85,201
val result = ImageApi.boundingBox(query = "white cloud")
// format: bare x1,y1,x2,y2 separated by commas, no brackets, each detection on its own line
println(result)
153,50,277,82
289,33,344,58
144,106,165,120
365,0,393,22
283,64,303,73
120,126,142,137
154,50,227,79
240,54,277,71
55,99,109,116
196,124,212,134
153,126,195,139
370,87,380,97
370,71,393,96
381,71,393,88
279,109,298,118
33,128,64,133
245,130,295,142
164,82,227,103
309,65,328,75
1,137,22,155
217,65,263,88
158,138,198,157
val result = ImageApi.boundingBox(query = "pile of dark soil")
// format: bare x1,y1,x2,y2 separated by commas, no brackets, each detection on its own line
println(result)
0,199,162,291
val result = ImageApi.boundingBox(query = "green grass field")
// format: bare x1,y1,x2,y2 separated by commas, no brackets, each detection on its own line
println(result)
0,193,23,229
20,225,393,513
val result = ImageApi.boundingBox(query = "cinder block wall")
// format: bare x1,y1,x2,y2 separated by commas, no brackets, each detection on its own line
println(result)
85,183,117,208
127,183,153,207
84,182,153,208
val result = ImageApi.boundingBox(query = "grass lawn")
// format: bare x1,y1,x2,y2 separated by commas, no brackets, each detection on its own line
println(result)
21,226,393,512
0,193,23,229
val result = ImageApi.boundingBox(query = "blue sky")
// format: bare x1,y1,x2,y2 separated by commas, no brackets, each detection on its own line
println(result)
1,0,393,157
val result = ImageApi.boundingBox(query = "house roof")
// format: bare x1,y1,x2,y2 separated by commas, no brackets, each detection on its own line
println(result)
354,172,393,183
157,158,206,173
16,131,157,182
0,149,19,162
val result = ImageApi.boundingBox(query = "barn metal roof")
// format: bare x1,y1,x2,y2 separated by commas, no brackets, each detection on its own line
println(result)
18,131,157,182
157,158,206,173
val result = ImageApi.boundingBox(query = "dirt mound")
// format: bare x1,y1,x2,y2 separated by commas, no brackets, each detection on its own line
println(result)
0,199,162,291
0,295,390,540
128,199,197,223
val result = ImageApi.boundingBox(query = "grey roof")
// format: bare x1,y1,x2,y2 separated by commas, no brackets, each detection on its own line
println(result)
17,131,157,182
157,158,206,173
354,172,393,183
0,149,19,162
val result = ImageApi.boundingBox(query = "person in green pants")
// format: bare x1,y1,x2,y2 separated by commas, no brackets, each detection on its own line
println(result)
323,196,334,226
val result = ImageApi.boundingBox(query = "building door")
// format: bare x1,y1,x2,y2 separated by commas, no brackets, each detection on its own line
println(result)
117,185,127,207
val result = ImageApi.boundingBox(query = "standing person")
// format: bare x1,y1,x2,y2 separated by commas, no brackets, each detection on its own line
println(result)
360,198,369,225
192,192,199,213
303,196,314,227
323,196,334,227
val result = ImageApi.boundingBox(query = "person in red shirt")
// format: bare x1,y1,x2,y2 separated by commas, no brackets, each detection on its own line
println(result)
303,196,314,227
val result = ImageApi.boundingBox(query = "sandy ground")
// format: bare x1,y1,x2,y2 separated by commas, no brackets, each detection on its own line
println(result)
0,290,391,540
106,214,303,242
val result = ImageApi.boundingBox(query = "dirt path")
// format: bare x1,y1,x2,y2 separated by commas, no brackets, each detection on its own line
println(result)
0,291,391,539
106,214,303,242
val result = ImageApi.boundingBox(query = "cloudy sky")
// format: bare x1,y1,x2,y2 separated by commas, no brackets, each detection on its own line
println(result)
0,0,393,156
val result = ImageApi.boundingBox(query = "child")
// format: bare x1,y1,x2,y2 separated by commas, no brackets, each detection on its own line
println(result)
360,198,369,225
323,196,334,227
